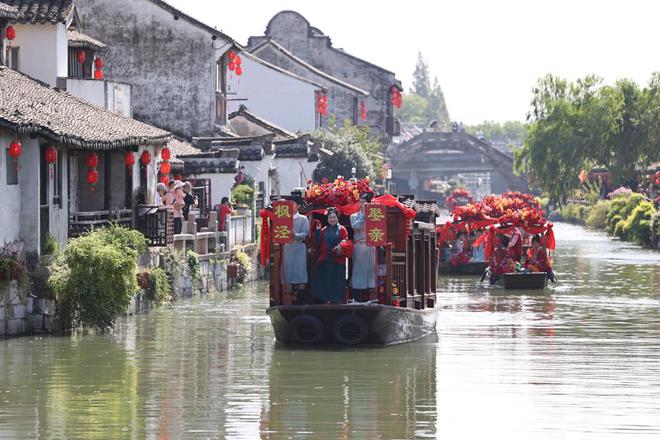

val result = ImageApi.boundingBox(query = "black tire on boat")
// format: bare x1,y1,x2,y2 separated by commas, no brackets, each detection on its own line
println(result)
332,314,368,345
288,315,325,344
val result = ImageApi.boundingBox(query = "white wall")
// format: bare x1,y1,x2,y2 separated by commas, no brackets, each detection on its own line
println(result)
227,55,319,133
192,173,236,207
66,79,106,108
273,157,317,197
11,23,66,86
18,138,40,258
65,79,132,117
0,131,23,246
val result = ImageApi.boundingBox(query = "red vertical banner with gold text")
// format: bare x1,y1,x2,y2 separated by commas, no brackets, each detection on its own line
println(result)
272,200,294,244
365,203,387,247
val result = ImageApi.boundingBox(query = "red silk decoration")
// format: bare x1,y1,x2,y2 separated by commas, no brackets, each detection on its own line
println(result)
259,209,274,266
340,240,355,257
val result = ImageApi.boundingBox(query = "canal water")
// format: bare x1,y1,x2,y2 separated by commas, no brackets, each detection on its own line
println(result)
1,223,659,439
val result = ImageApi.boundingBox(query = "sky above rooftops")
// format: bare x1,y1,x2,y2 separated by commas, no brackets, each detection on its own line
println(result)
168,0,659,124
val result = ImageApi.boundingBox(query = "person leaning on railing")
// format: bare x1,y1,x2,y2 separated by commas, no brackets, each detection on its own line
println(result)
215,197,236,232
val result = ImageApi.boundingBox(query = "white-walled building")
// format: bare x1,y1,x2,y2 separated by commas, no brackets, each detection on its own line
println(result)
0,66,171,264
225,50,325,133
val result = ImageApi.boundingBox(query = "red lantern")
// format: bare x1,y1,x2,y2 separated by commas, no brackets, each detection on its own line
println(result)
86,153,99,169
45,146,58,164
235,66,242,76
234,55,242,66
160,161,171,174
94,57,104,69
86,169,99,185
94,69,103,80
160,175,169,185
5,25,16,41
160,147,171,161
8,140,22,158
228,62,235,71
140,150,151,166
124,151,135,168
228,49,236,60
76,50,86,65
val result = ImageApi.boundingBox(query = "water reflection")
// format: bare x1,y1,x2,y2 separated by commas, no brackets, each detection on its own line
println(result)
262,340,437,439
1,223,659,438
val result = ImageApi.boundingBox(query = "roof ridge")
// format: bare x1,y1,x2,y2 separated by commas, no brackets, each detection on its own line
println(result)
249,39,369,96
229,105,297,139
0,66,171,149
240,50,326,90
145,0,238,46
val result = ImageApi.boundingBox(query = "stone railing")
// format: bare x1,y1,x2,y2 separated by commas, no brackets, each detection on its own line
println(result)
171,211,255,256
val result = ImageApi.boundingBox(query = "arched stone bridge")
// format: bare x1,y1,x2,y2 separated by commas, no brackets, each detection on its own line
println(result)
388,131,528,201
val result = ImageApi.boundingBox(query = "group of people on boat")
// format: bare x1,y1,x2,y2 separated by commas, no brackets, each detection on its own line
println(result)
447,229,485,266
281,193,377,305
488,226,556,284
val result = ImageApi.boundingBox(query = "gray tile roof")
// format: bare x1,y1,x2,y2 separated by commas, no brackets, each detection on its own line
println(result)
0,2,24,19
0,66,171,150
228,105,297,141
3,0,74,23
249,39,369,96
67,28,106,50
169,137,201,158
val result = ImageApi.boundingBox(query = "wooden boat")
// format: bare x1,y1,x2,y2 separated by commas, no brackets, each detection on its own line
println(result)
265,196,440,346
267,303,438,345
502,272,548,289
438,261,487,275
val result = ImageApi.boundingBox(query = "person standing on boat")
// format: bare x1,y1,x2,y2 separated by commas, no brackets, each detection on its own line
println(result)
311,208,350,304
350,193,376,301
282,197,310,304
508,226,524,262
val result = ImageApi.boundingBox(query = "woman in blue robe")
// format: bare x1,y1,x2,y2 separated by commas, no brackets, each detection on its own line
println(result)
350,193,376,300
282,199,309,304
311,208,349,304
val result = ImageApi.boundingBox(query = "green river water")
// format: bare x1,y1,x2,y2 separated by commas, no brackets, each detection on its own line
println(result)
1,223,659,439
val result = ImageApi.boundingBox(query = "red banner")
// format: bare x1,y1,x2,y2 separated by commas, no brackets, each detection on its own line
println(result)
272,200,294,244
365,204,387,246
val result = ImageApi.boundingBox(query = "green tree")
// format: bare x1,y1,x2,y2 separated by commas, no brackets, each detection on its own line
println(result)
514,73,660,202
309,123,376,182
412,52,431,98
399,94,430,125
401,52,450,127
429,77,450,126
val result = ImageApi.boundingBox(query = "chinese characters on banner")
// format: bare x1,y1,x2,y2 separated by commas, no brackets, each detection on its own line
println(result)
272,200,294,244
365,203,387,246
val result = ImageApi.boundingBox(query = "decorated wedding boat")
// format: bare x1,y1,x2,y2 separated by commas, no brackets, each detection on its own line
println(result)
260,178,440,346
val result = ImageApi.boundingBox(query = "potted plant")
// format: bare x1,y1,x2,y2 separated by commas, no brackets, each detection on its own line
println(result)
231,184,255,215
